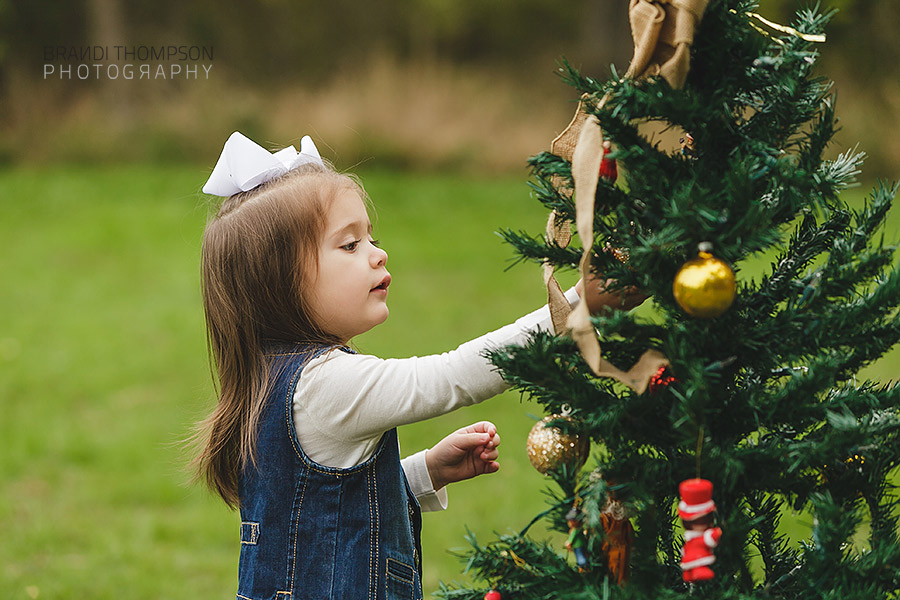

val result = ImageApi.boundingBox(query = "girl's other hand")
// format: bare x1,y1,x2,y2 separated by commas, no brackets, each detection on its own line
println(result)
575,272,648,314
425,421,501,491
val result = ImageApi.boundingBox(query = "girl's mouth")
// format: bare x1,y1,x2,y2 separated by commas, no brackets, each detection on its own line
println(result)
371,274,391,292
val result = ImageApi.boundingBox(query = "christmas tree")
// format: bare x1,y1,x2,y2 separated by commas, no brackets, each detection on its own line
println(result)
439,1,900,598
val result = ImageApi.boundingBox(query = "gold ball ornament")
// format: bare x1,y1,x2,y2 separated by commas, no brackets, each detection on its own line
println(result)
526,415,590,475
673,247,736,318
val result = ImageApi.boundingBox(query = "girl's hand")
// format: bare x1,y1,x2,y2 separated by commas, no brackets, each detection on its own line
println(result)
425,421,501,491
576,272,648,314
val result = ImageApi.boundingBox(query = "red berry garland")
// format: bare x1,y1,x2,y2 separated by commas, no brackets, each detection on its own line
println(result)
649,365,677,394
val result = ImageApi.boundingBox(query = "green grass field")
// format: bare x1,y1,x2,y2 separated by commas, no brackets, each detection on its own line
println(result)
1,165,896,598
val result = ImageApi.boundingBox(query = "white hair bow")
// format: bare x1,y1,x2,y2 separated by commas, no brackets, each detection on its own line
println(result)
202,131,324,197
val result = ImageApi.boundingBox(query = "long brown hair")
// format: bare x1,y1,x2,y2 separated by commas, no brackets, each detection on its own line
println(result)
192,164,361,508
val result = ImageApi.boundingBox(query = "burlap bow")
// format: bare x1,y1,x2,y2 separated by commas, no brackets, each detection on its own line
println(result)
625,0,709,89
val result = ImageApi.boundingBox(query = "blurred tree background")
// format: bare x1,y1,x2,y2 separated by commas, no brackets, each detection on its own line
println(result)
0,0,896,176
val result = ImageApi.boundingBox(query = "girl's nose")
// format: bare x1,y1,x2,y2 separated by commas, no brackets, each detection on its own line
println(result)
371,244,388,267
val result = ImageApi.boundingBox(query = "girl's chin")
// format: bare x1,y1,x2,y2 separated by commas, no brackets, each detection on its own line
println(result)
356,308,390,338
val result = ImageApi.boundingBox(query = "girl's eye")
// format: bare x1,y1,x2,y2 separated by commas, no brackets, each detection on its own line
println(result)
370,239,381,248
341,240,359,252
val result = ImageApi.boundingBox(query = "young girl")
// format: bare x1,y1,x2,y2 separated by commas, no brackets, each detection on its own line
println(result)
194,132,639,600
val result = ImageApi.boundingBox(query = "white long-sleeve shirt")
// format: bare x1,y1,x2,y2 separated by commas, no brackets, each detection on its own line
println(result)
292,287,580,509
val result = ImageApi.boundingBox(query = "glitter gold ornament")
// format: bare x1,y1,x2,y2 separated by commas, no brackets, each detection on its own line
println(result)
673,243,736,318
526,415,590,475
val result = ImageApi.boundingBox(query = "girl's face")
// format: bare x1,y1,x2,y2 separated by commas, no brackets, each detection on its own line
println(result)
309,189,390,343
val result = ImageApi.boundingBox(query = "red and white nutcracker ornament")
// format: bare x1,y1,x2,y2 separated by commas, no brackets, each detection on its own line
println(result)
678,478,722,583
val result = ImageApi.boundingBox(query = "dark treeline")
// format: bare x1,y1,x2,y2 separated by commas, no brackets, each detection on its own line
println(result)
2,0,632,82
0,0,897,174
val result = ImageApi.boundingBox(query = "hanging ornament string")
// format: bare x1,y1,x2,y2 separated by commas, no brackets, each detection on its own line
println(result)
695,425,705,479
682,428,721,584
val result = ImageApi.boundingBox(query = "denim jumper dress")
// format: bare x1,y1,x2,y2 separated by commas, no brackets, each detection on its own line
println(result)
236,343,423,600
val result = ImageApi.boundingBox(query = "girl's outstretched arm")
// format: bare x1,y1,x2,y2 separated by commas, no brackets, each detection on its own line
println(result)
295,288,581,468
295,280,646,469
424,421,501,491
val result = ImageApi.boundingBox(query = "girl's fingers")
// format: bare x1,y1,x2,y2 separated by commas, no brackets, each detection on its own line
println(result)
480,448,499,462
456,432,493,451
463,421,497,435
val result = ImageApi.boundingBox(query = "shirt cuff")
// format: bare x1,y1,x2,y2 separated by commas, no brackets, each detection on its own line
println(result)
564,285,580,307
400,449,448,512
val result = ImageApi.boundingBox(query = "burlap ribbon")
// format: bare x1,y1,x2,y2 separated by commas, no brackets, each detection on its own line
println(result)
548,105,668,393
544,0,708,392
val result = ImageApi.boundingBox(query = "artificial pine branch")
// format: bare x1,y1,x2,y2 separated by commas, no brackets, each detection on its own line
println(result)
497,227,582,270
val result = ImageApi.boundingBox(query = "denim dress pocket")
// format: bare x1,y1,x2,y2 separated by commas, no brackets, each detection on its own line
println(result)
385,556,418,600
